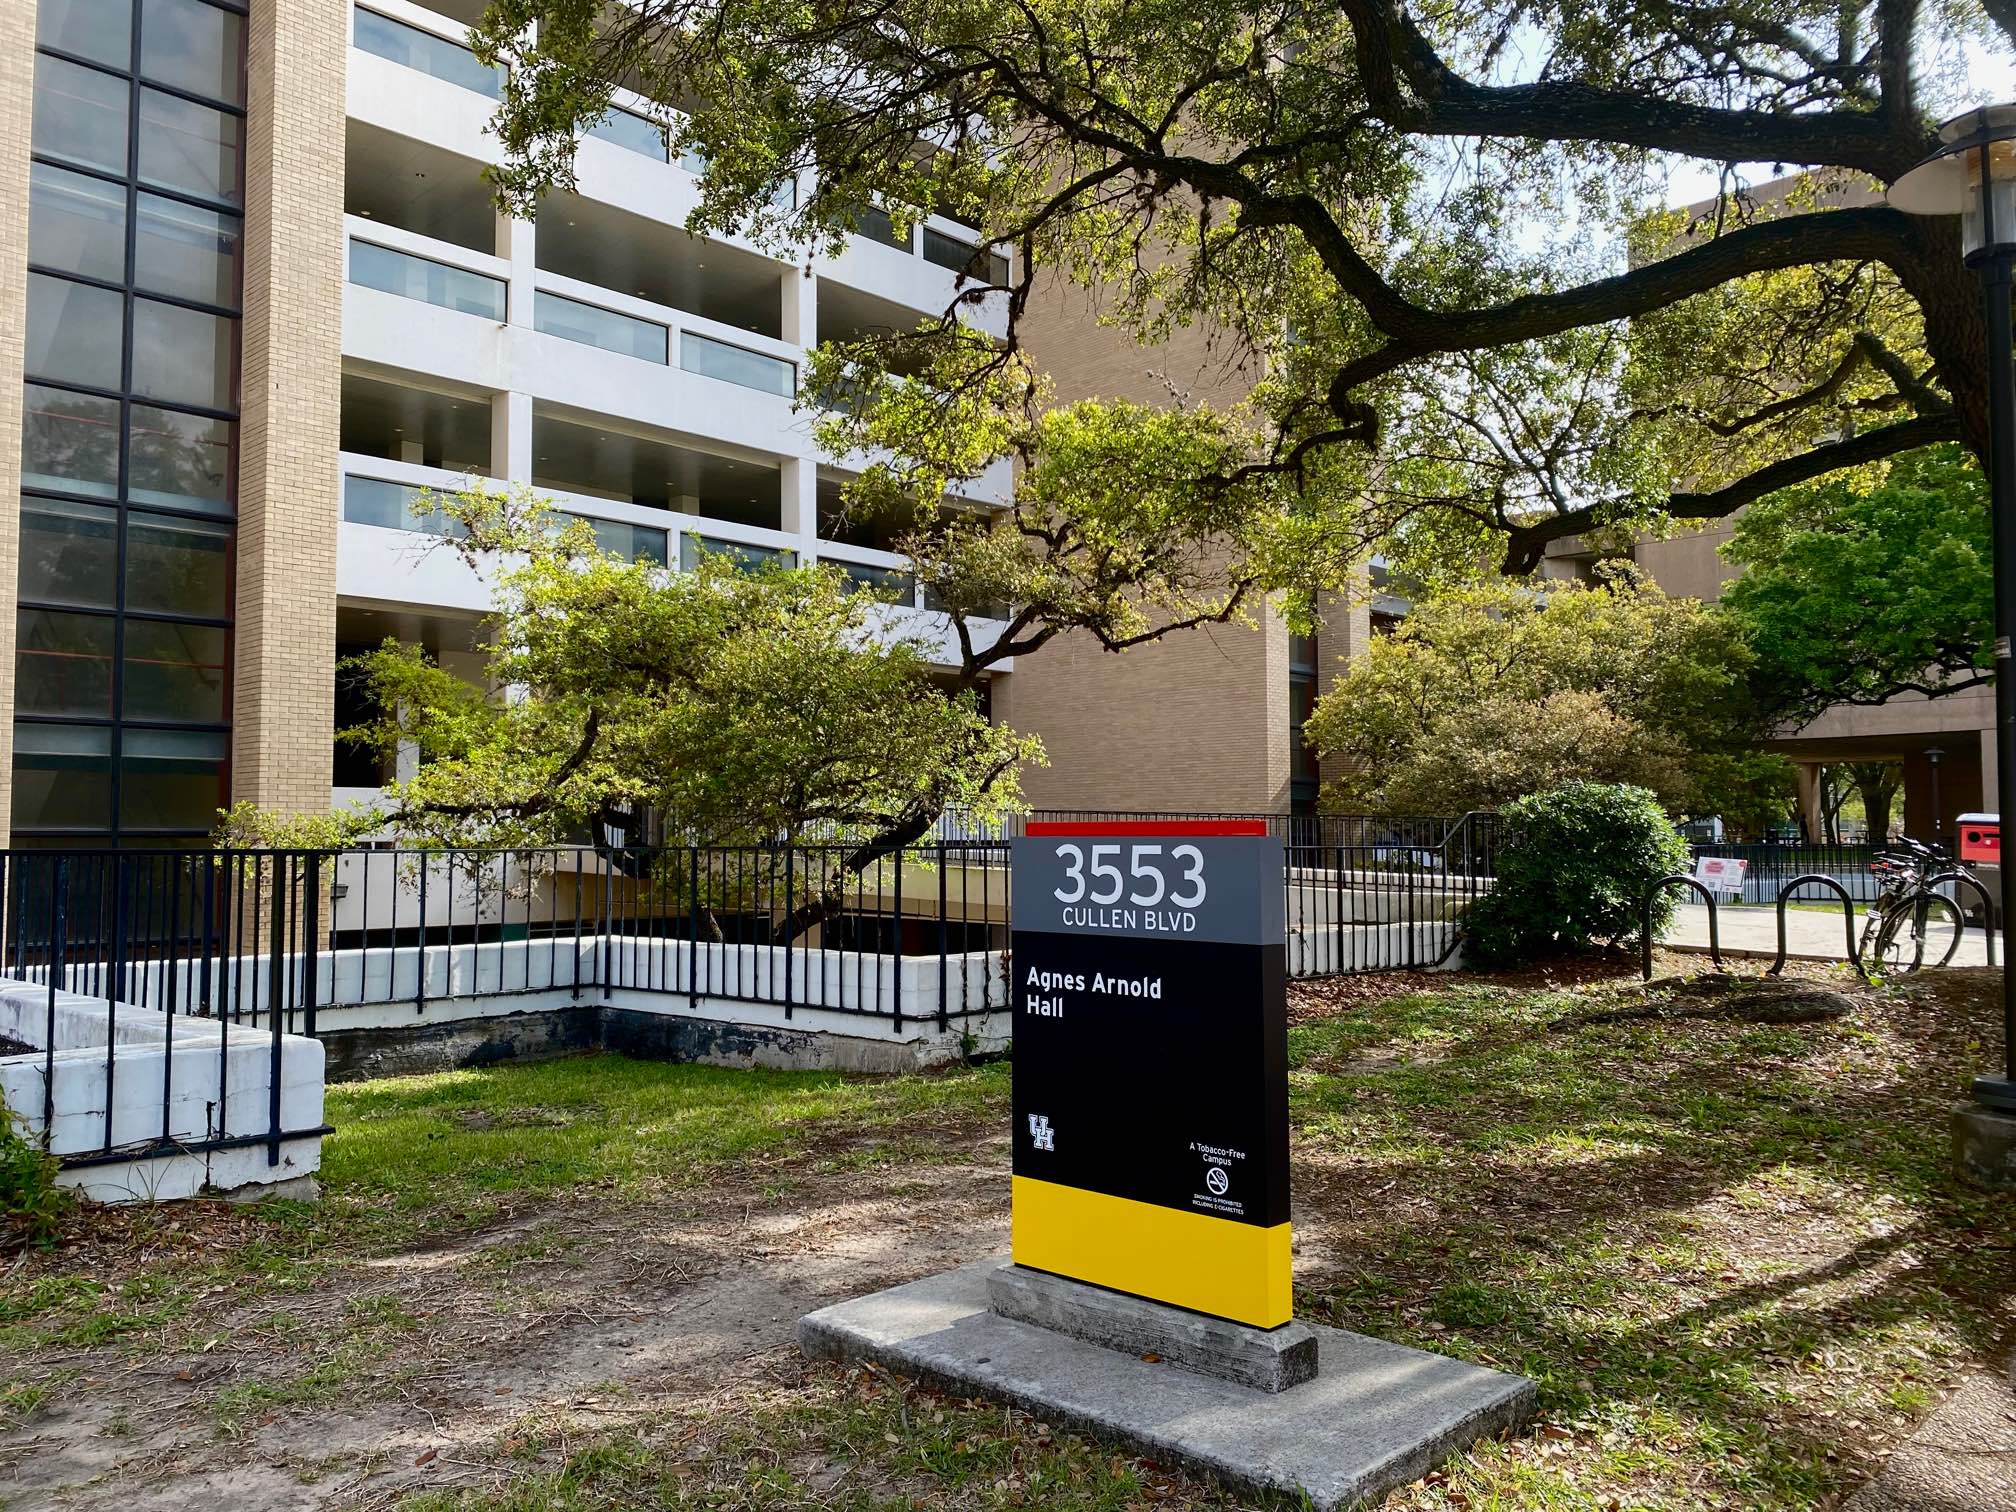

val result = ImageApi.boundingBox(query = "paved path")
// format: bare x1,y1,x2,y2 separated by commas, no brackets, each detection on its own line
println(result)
1842,1353,2016,1512
1660,902,1999,968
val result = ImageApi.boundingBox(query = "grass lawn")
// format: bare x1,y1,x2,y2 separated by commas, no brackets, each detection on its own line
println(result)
3,961,2013,1510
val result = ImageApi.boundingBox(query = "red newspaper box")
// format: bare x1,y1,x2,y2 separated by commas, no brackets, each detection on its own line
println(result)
1959,813,1999,863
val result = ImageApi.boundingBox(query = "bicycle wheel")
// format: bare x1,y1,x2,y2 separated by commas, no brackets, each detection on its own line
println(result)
1857,899,1900,970
1865,905,1926,974
1916,893,1966,969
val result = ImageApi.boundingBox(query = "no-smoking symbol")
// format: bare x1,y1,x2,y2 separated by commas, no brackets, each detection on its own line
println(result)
1205,1166,1230,1196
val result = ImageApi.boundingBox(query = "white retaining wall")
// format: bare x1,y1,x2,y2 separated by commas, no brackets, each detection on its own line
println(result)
0,980,325,1204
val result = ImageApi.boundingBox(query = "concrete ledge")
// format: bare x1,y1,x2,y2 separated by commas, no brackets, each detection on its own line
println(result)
801,1258,1536,1510
987,1263,1317,1392
1953,1103,2016,1188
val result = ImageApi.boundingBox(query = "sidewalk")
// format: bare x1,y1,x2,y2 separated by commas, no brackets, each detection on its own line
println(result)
1842,1353,2016,1511
1660,902,1998,968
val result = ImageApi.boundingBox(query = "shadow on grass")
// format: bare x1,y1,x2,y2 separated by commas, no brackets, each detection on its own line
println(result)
1285,971,2016,1506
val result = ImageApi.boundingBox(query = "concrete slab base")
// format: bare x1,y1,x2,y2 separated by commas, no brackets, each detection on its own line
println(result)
986,1262,1317,1392
800,1258,1537,1510
1953,1103,2016,1187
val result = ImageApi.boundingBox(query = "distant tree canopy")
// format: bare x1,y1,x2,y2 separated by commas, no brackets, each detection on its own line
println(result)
472,0,1994,609
1722,444,1991,724
1305,568,1790,827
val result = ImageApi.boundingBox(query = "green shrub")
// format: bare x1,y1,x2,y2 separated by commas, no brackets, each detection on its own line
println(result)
0,1095,70,1247
1465,781,1691,969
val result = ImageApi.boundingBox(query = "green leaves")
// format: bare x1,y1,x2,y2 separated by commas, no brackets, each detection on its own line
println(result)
1723,445,1991,722
273,488,1040,853
1305,567,1770,822
468,0,1979,584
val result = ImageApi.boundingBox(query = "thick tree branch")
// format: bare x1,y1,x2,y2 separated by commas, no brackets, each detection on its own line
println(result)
1498,412,1965,572
1339,0,1932,179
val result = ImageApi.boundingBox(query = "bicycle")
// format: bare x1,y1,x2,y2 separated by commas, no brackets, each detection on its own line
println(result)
1857,836,1969,974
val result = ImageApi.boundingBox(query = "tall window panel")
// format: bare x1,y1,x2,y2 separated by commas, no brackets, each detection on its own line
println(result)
15,0,246,842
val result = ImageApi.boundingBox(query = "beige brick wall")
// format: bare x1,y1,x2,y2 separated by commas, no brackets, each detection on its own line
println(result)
1001,274,1294,811
0,3,37,834
232,0,347,818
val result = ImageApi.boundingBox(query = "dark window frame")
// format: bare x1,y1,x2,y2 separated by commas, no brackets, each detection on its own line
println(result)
18,0,244,841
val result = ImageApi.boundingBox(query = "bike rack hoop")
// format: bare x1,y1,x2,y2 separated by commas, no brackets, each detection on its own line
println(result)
1641,874,1721,982
1767,874,1868,983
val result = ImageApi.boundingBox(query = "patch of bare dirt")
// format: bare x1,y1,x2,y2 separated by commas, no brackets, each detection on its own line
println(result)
0,1135,1010,1511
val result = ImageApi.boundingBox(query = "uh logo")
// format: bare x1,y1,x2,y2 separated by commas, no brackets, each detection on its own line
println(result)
1027,1114,1055,1152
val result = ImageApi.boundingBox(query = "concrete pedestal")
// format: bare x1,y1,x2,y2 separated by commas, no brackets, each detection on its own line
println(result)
800,1258,1536,1510
1954,1103,2016,1187
987,1262,1317,1392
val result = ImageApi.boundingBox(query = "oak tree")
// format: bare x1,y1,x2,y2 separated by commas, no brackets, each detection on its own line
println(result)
470,0,1995,591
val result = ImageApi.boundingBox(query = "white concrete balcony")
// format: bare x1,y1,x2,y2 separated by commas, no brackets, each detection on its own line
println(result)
346,1,1011,334
336,458,1012,666
341,220,1014,508
343,223,805,457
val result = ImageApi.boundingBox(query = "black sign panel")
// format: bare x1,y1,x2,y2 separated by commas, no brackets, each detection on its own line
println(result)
1009,823,1292,1326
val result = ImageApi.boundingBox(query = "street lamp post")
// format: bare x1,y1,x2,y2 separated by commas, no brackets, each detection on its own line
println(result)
1891,106,2016,1113
1927,747,1944,838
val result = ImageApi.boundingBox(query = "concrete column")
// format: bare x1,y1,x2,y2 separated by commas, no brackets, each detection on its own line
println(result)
0,2,35,837
1984,727,2000,813
492,390,534,485
498,211,536,332
782,269,819,549
1794,762,1825,841
781,458,818,542
783,263,818,350
231,0,348,819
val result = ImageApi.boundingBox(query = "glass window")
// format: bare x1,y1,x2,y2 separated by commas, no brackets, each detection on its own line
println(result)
348,240,508,320
680,332,794,397
139,0,245,105
125,511,231,617
119,727,227,831
137,87,240,205
853,204,906,250
352,8,504,99
129,404,233,513
122,618,228,722
342,475,462,536
20,498,119,609
16,609,115,717
134,192,240,307
679,535,795,572
921,226,1008,285
21,384,120,498
131,297,235,409
38,0,133,68
28,163,128,283
32,55,130,175
585,108,667,161
12,722,113,833
564,514,669,565
831,560,916,604
535,291,668,363
26,273,124,391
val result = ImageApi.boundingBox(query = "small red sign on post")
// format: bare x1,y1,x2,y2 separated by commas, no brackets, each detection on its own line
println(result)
1959,813,2000,863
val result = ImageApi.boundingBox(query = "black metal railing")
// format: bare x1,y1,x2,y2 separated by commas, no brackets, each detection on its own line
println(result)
1685,841,1883,903
1284,811,1498,973
0,850,333,1174
0,823,1498,1168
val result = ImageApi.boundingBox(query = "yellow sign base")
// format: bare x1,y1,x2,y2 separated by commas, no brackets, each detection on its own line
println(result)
1010,1175,1292,1329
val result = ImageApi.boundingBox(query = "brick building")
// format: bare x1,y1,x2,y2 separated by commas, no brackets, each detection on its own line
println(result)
0,0,1386,844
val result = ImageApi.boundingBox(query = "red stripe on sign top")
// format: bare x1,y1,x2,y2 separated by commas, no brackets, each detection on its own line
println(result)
1024,820,1271,837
